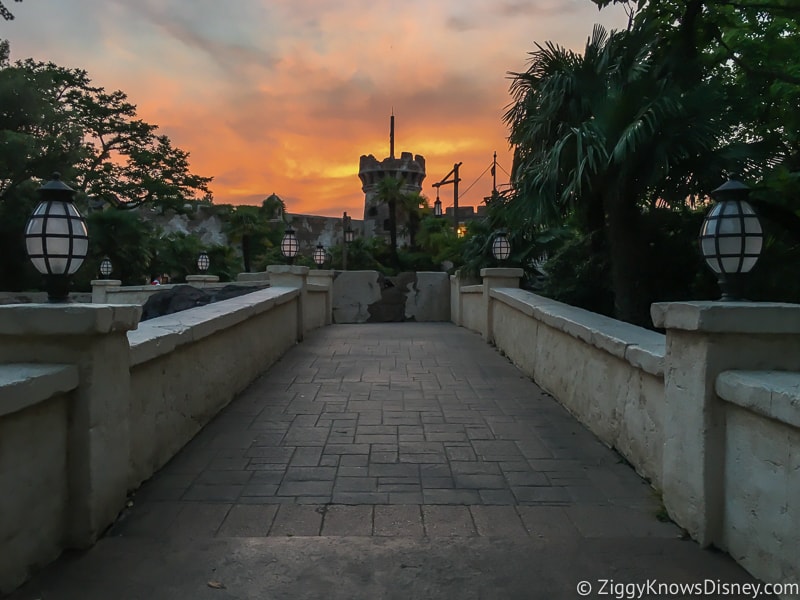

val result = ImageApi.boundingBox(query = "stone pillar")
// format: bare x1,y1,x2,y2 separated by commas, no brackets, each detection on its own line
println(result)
90,279,122,303
186,274,220,288
307,269,334,326
480,267,523,342
0,304,141,547
450,274,462,326
267,265,309,340
651,301,800,546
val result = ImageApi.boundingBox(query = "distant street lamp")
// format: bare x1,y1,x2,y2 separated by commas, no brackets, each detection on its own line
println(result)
281,227,299,264
99,256,113,279
197,251,210,273
313,243,326,268
24,172,89,302
491,229,511,262
433,189,442,218
699,178,763,301
342,212,354,270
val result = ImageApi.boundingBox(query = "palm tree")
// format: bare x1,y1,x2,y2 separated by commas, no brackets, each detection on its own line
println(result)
504,24,717,325
225,206,264,272
373,176,404,267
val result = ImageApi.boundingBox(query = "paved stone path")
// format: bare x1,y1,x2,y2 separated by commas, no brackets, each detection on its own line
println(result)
9,324,766,599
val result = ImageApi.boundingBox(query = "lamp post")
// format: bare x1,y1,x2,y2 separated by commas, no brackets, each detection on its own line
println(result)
99,256,113,279
699,178,763,301
281,226,299,264
313,243,326,268
491,229,511,263
342,211,354,270
24,172,89,302
433,189,442,218
197,251,210,273
432,162,462,233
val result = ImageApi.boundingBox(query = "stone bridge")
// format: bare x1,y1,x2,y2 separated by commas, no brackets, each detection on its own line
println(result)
1,267,798,599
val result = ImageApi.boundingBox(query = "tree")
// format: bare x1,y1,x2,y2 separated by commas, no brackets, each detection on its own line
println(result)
505,24,719,325
373,177,404,267
0,0,21,21
0,56,213,212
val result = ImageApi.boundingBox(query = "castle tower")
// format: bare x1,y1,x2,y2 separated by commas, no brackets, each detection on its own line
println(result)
358,115,426,242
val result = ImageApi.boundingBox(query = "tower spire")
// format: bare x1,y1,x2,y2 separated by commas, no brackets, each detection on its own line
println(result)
390,110,395,159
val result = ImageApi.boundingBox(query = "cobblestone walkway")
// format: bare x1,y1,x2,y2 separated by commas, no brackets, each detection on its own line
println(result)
9,323,765,599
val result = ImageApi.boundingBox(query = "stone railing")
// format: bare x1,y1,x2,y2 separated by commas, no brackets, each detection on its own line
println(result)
452,269,800,595
91,274,268,305
0,265,329,594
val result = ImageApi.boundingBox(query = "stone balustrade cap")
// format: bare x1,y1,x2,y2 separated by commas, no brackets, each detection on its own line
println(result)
90,279,122,287
267,265,310,276
0,304,141,336
651,301,800,334
480,267,524,278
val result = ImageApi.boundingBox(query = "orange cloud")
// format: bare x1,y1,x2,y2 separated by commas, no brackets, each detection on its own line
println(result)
5,0,630,217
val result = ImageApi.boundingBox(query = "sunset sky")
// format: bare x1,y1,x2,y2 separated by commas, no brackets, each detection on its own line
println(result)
3,1,628,217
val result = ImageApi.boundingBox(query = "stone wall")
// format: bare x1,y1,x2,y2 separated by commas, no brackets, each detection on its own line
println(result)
331,271,449,323
0,365,77,592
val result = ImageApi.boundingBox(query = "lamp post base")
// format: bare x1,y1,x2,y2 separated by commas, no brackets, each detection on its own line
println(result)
46,275,71,303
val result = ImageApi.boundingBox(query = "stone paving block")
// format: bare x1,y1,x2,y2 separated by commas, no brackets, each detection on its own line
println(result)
195,470,253,485
269,505,324,536
422,489,481,505
369,451,398,463
169,503,231,539
182,484,243,502
339,454,368,467
289,447,323,466
368,463,418,477
338,466,369,477
513,486,571,504
422,506,476,536
324,443,370,455
284,427,330,446
319,455,340,467
321,505,374,536
333,477,378,492
400,453,447,464
355,434,397,445
241,484,279,497
420,476,454,489
246,447,296,461
277,481,334,496
284,467,337,481
504,471,550,487
445,446,477,461
296,496,333,504
453,474,507,489
373,505,423,536
470,506,528,537
331,491,389,504
450,461,501,475
478,489,518,505
216,504,277,537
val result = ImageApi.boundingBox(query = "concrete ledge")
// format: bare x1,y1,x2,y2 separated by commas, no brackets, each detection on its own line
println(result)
716,370,800,429
493,289,665,376
461,285,483,294
0,304,141,336
0,364,78,417
128,287,299,366
652,301,800,333
308,284,328,292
